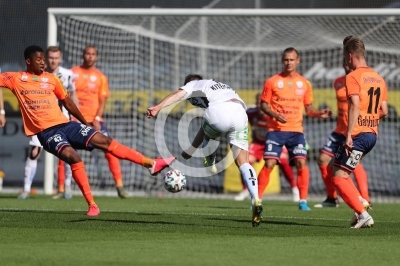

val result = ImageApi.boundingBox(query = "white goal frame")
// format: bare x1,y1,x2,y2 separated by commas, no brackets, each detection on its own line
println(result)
45,7,400,195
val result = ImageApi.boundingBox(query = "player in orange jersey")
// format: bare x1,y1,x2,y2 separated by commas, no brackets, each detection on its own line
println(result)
315,53,370,208
234,93,299,202
259,47,332,211
18,46,78,200
71,45,128,198
0,45,175,216
332,37,387,228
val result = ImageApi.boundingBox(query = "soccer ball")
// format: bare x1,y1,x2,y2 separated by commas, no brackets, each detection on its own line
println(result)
163,170,186,193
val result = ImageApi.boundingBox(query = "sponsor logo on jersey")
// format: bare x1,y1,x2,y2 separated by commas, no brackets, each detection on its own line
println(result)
277,81,284,89
295,88,305,96
21,75,28,82
41,78,48,82
90,75,97,82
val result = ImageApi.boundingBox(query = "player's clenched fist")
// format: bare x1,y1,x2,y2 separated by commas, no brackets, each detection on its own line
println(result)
147,106,160,118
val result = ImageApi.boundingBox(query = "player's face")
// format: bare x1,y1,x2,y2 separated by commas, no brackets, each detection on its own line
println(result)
342,58,351,75
282,51,299,73
82,47,98,67
343,51,353,71
26,51,45,74
46,51,62,72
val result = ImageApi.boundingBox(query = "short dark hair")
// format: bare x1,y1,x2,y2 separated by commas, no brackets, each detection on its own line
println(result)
46,46,62,56
24,45,44,60
344,37,365,58
343,35,353,46
83,45,97,55
282,47,299,59
184,74,203,85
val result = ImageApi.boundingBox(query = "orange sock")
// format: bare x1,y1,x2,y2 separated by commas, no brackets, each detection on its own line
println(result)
332,177,364,214
105,152,123,187
57,159,65,192
353,164,370,202
70,162,95,206
280,157,296,188
346,177,361,197
107,139,153,167
319,165,337,198
258,166,272,197
297,166,310,200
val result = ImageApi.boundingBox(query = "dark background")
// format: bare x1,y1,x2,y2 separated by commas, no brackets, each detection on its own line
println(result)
0,0,399,71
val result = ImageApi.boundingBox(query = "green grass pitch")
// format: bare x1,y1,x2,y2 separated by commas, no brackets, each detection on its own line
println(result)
0,194,399,266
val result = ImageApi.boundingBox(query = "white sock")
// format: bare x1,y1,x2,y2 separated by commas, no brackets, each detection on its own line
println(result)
239,163,259,200
359,211,370,219
64,162,72,187
23,158,37,192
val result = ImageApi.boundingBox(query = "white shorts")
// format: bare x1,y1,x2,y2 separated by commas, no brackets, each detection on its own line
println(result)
29,135,42,147
202,101,248,151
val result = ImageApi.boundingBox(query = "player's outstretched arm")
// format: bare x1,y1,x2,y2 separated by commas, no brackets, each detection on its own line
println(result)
260,101,287,123
345,95,360,154
147,89,187,118
379,101,388,119
61,96,89,126
305,104,333,118
0,88,5,127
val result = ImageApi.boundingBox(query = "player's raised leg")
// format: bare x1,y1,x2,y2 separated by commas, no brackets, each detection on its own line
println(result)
89,131,175,176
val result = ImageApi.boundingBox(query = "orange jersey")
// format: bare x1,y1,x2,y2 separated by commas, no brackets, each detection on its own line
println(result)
0,71,68,136
346,67,387,137
71,66,109,122
261,73,313,132
333,76,348,135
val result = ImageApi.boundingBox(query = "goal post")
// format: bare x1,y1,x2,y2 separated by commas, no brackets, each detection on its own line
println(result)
46,8,400,199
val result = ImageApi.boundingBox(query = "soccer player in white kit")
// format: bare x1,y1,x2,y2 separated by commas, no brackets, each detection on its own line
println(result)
147,74,263,227
18,46,78,199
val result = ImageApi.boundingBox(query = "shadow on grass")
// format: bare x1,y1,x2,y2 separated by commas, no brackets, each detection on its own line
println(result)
206,217,341,228
68,218,189,226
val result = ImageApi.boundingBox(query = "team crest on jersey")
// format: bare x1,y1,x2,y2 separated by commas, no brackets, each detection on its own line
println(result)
296,81,303,88
21,74,28,82
277,81,284,89
90,75,97,82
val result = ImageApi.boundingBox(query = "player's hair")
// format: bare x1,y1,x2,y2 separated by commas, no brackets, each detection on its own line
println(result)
45,46,62,56
344,37,365,58
282,47,299,59
83,45,98,55
24,45,44,60
342,35,353,46
184,74,203,85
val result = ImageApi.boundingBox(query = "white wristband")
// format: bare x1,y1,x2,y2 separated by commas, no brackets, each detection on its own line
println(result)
0,110,5,115
95,116,101,121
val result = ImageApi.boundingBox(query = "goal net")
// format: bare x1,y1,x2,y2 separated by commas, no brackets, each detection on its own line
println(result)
48,8,400,200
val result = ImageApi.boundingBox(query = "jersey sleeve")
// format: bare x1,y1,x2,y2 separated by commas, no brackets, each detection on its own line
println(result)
260,78,273,103
180,80,198,99
53,76,68,100
345,74,360,98
0,72,16,90
303,79,314,105
99,74,110,98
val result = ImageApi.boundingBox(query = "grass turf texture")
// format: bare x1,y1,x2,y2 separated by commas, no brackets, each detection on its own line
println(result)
0,194,399,266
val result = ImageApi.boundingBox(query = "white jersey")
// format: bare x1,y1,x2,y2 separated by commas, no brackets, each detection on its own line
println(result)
53,66,76,118
180,79,246,109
